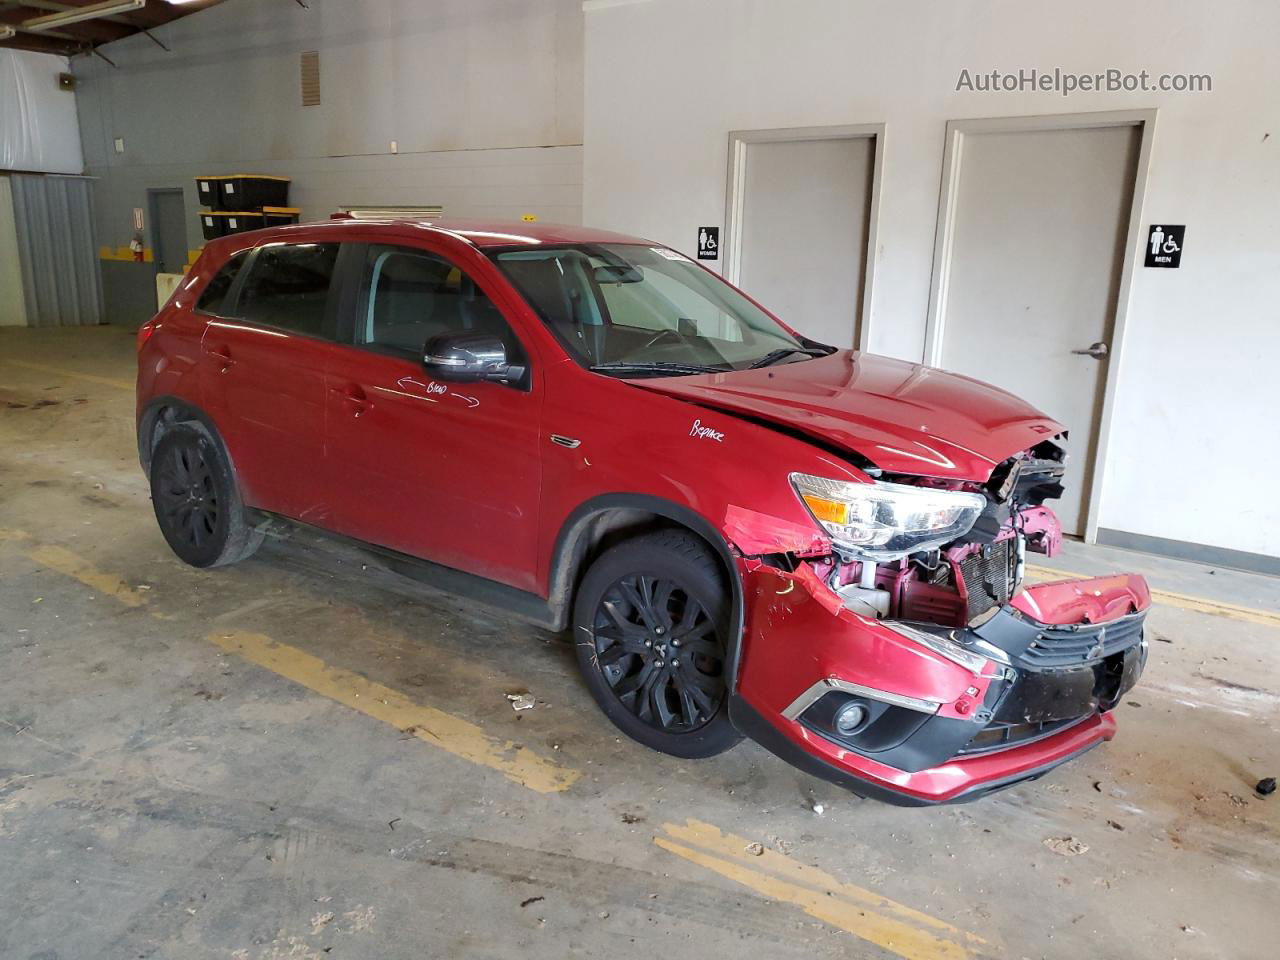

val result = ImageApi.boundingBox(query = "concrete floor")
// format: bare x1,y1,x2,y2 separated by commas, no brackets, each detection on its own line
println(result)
2,325,1278,960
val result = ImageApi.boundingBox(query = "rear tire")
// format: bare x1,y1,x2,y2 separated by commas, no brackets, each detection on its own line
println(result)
573,529,742,759
149,423,262,568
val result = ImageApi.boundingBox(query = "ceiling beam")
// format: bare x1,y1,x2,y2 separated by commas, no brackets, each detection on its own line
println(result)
0,29,83,53
0,9,135,41
1,9,135,45
99,0,187,29
21,0,151,33
0,0,227,51
0,0,165,28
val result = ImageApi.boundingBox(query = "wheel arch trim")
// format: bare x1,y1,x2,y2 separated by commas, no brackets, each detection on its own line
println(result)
546,493,747,691
138,395,237,484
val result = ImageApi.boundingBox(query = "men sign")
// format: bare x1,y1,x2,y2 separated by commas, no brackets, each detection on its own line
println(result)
1145,224,1185,268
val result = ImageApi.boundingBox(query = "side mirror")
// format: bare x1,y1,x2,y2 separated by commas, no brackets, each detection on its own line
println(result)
423,332,524,384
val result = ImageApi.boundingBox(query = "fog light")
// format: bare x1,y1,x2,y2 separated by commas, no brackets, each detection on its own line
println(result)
833,701,870,736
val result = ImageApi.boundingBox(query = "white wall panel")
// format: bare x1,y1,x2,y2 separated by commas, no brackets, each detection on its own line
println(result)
0,49,83,175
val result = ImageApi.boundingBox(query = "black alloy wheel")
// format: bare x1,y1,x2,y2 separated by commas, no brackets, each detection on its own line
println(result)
590,573,725,732
572,530,742,758
149,423,263,568
154,438,221,553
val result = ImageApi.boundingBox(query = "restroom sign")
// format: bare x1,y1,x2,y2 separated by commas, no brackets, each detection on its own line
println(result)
697,226,719,260
1145,224,1185,268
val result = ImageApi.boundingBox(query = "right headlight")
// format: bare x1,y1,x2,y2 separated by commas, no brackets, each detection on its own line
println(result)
790,472,986,561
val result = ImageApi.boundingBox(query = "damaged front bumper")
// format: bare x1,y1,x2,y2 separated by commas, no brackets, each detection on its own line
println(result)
732,563,1151,805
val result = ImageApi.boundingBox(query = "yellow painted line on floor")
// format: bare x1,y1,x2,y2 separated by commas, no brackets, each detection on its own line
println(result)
0,530,149,608
0,358,133,392
3,528,577,795
211,631,580,795
655,819,988,960
1025,564,1280,629
27,544,150,608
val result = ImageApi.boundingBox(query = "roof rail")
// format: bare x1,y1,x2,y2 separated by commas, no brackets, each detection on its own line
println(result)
330,205,444,220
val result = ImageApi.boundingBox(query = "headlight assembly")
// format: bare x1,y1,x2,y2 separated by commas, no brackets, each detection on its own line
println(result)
790,472,986,561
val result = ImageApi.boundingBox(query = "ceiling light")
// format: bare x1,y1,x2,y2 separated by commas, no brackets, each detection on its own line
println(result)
23,0,146,33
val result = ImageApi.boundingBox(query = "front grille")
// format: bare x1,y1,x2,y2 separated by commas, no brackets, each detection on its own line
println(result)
957,538,1016,620
1018,614,1145,669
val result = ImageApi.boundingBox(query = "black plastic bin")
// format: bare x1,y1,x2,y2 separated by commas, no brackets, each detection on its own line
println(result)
195,175,228,209
262,206,301,227
199,211,231,240
218,175,290,211
223,211,266,234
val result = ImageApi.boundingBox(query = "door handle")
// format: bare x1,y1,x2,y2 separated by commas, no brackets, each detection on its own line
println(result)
208,346,236,373
1071,341,1109,359
330,384,370,417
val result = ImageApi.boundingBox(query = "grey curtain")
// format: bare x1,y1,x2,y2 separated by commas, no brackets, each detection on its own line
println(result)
9,174,103,327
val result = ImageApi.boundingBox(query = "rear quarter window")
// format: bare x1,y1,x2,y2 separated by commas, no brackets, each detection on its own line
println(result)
195,251,247,315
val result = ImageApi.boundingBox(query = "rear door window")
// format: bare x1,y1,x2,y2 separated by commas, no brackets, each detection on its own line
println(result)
233,242,340,337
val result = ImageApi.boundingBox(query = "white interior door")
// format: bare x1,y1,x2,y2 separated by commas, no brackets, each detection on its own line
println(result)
736,135,874,348
934,122,1141,536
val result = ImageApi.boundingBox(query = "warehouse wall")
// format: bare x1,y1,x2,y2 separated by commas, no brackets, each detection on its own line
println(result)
74,0,584,326
583,0,1280,567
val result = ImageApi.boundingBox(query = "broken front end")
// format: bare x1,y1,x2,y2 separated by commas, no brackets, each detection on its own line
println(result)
730,439,1151,805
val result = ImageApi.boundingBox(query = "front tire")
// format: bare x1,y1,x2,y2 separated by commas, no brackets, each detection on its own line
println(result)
573,530,742,759
149,424,262,568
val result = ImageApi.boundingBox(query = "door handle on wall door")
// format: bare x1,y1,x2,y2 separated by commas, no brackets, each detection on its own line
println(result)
1071,341,1109,359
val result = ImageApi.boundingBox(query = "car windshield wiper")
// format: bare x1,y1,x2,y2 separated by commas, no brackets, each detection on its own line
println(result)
748,347,830,369
590,361,730,377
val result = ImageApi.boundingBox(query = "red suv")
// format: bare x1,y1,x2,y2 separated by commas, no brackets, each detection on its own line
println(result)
136,217,1150,805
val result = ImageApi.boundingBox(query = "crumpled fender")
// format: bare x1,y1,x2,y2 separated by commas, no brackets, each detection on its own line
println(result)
737,560,998,724
722,504,830,557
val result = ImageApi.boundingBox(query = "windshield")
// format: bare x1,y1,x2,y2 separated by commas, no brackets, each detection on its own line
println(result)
489,243,826,375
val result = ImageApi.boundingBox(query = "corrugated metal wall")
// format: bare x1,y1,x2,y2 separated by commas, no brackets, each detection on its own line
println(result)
10,174,103,327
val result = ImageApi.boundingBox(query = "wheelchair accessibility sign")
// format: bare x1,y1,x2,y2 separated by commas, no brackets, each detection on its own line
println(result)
697,227,720,260
1145,224,1185,268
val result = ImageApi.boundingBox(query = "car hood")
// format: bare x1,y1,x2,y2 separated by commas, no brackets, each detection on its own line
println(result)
633,351,1064,482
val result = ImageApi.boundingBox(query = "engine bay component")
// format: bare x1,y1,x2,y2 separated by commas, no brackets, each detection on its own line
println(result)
785,439,1070,631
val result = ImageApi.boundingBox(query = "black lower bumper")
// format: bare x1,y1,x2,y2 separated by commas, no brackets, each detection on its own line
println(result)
728,695,941,807
728,694,1105,807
